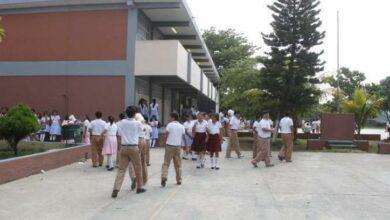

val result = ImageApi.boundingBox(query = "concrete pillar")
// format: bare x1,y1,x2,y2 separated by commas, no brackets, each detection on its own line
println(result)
125,7,138,107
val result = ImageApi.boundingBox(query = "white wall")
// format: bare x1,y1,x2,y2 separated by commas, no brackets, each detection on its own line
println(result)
202,74,208,96
190,59,201,90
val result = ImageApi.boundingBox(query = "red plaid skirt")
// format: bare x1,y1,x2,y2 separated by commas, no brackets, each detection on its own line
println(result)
207,134,221,153
191,132,207,153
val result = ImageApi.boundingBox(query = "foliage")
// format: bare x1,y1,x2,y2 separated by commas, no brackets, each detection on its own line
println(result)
260,0,325,122
379,76,390,120
220,59,275,118
202,27,256,74
0,104,40,155
342,89,384,135
323,67,366,99
0,16,5,43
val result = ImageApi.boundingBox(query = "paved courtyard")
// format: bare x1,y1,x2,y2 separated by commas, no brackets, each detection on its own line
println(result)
1,149,390,220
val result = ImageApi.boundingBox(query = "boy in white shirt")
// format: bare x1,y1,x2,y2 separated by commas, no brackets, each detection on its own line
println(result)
161,112,185,187
278,112,294,162
88,111,106,168
251,112,275,168
252,115,262,159
112,106,146,198
226,111,242,158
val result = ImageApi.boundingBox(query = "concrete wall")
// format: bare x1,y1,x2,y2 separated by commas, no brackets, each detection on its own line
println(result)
190,59,201,90
0,10,128,61
202,73,208,96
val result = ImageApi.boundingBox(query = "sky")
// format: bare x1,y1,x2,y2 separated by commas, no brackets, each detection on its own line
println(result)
186,0,390,83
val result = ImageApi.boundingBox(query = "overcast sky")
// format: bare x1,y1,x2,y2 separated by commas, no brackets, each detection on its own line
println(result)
187,0,390,83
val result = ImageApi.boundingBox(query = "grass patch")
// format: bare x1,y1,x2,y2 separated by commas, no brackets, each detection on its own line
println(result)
0,140,66,160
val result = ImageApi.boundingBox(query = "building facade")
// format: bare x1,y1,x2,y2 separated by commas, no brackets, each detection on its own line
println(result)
0,0,219,124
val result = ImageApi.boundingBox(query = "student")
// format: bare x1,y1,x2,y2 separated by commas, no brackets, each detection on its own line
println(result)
138,99,149,119
102,116,118,171
206,113,223,170
182,114,194,160
161,112,185,187
112,106,146,198
116,113,126,168
149,99,159,121
251,112,275,168
278,112,294,162
252,115,262,159
143,116,152,166
149,116,159,148
49,110,61,142
38,113,46,142
191,112,208,169
135,113,148,185
88,111,106,168
40,112,51,142
226,111,242,158
82,115,91,145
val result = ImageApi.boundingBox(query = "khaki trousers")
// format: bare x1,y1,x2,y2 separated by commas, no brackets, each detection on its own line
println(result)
254,138,271,165
116,137,121,166
91,136,104,166
113,146,143,191
226,130,241,158
252,134,260,159
139,139,148,184
279,133,294,161
161,145,182,183
145,139,151,165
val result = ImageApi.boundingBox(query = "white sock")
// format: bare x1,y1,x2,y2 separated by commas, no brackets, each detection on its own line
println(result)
197,155,201,167
107,155,113,168
215,157,219,168
211,157,215,167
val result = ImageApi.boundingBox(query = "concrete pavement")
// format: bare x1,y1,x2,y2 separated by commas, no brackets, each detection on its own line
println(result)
1,149,390,220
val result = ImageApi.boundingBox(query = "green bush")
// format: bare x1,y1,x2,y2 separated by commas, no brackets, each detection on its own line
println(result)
0,104,40,155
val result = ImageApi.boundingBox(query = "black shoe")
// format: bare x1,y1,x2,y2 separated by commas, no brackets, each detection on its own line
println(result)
111,190,119,198
147,164,151,167
131,178,137,191
99,164,103,167
216,167,220,170
196,166,201,169
251,161,258,168
286,160,293,163
177,181,182,185
278,155,284,161
201,164,204,168
136,188,146,194
192,158,197,161
107,167,114,171
266,164,275,168
161,178,167,187
92,165,98,168
211,167,215,170
106,165,109,168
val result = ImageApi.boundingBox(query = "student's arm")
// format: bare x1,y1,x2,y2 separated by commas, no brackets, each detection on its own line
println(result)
192,123,197,136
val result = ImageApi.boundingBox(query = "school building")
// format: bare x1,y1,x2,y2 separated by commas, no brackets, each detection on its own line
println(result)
0,0,219,124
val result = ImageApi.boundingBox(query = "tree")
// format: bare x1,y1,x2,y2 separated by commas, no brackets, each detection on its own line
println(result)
0,104,40,155
323,67,366,98
220,59,276,118
342,89,384,135
379,76,390,120
260,0,325,124
0,16,5,43
202,27,256,74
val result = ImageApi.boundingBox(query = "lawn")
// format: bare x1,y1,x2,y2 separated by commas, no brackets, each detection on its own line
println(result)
238,137,379,154
0,141,67,160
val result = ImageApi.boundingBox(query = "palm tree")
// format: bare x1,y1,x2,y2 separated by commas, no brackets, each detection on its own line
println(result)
0,16,5,43
342,89,384,135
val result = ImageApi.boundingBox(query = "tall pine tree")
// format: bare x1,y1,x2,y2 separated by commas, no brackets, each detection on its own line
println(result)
261,0,325,122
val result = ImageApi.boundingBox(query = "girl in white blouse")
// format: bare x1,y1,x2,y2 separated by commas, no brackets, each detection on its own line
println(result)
191,112,208,168
102,116,118,171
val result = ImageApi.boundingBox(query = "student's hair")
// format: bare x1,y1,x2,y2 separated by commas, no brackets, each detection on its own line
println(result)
52,110,58,115
64,115,70,120
144,116,149,122
119,113,125,120
125,106,137,118
262,111,269,116
95,111,102,119
85,115,90,121
235,111,240,116
211,113,219,120
150,115,157,121
152,99,157,107
170,112,179,121
108,116,115,125
197,112,205,117
284,112,290,117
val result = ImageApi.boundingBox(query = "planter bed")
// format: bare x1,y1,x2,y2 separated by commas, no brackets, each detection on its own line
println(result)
0,144,90,184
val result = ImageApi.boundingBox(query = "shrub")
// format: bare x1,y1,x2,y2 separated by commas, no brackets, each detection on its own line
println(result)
0,104,40,155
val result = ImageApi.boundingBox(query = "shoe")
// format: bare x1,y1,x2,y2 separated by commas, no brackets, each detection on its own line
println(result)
196,166,201,169
136,188,146,194
201,164,204,168
177,181,182,185
238,155,244,159
251,161,258,168
107,167,114,171
161,178,167,187
182,157,189,160
147,164,151,167
92,165,98,168
192,158,197,161
131,178,137,190
211,167,215,170
99,164,103,167
111,190,119,198
215,167,220,170
266,164,275,168
106,165,109,168
286,160,293,163
278,155,284,161
225,156,232,159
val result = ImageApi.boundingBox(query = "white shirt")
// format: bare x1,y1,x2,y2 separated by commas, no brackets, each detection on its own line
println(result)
143,124,152,140
88,119,107,135
117,118,142,145
253,120,261,133
183,120,194,136
166,121,185,146
104,123,118,136
83,120,90,130
258,119,272,138
207,121,222,135
279,117,294,134
229,116,240,130
194,120,208,133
